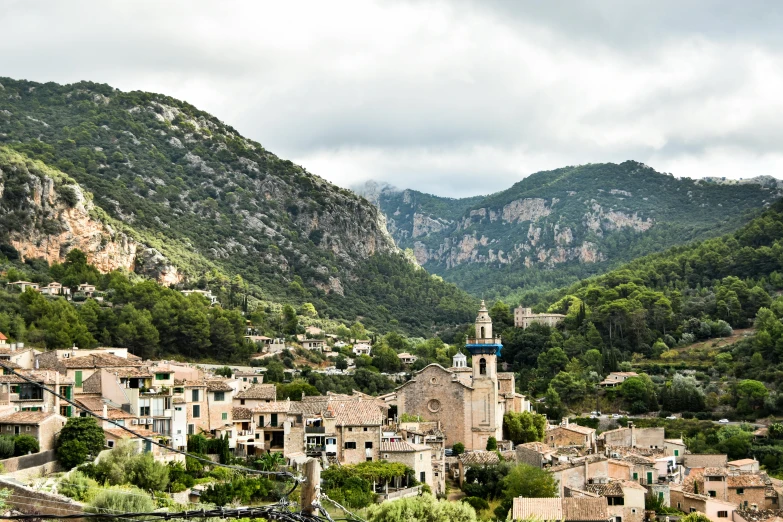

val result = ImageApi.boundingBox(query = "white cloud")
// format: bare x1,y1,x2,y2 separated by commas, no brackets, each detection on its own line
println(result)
3,0,783,196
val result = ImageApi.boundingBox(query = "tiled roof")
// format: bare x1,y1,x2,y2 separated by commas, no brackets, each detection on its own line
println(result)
518,442,554,454
729,459,758,467
206,380,233,392
235,384,277,400
232,407,252,420
330,400,384,426
729,474,767,488
511,498,562,521
704,467,728,476
0,332,7,340
0,411,60,424
113,367,152,378
551,424,595,435
458,451,500,466
60,353,144,368
562,497,609,521
82,371,102,394
623,454,654,465
104,428,158,439
380,441,430,453
585,482,624,496
253,402,292,413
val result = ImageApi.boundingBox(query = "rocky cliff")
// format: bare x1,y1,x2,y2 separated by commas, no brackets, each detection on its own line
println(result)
0,148,180,284
356,161,781,297
0,78,398,299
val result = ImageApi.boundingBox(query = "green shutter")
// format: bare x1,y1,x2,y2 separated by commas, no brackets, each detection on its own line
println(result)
647,472,653,484
75,371,82,387
633,472,638,480
674,449,679,456
222,412,227,420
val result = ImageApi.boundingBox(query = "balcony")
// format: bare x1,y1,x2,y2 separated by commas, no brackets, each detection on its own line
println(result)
237,430,253,438
305,426,325,434
306,444,325,455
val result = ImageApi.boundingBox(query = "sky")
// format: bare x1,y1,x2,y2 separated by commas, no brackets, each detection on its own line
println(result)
3,1,783,198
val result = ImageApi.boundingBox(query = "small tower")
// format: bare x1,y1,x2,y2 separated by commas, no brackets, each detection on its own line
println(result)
465,300,504,449
452,350,467,369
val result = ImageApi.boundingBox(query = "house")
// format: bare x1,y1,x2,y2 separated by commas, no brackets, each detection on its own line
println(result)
352,340,372,356
0,411,67,451
513,306,566,329
457,450,501,485
508,496,609,522
0,332,6,346
36,350,145,392
176,380,234,435
728,459,760,472
684,454,729,470
244,335,272,348
234,384,277,408
551,456,609,496
516,441,556,468
77,283,96,296
380,440,434,493
40,282,70,296
334,341,347,349
6,281,39,292
547,419,597,450
181,289,218,306
728,473,768,509
231,406,255,455
598,372,639,387
670,484,736,522
302,339,325,352
599,422,665,451
586,480,647,522
397,353,417,365
0,370,75,418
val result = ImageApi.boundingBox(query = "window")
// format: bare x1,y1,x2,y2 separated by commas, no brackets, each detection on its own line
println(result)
107,440,115,448
241,399,246,406
737,488,745,495
271,414,278,426
192,405,201,418
363,427,368,432
192,390,200,402
479,358,486,375
709,491,716,498
345,442,357,449
188,424,195,435
222,412,228,421
174,387,184,393
677,503,681,510
718,512,728,518
420,471,426,483
75,371,82,387
365,442,373,449
140,406,150,416
259,416,265,426
674,449,679,456
155,373,170,380
348,427,353,432
214,391,225,402
632,472,638,480
25,426,30,432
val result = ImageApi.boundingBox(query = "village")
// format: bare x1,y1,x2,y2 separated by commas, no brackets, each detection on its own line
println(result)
0,292,778,522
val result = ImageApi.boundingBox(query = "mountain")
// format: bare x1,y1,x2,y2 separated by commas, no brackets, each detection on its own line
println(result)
355,162,780,301
0,77,476,334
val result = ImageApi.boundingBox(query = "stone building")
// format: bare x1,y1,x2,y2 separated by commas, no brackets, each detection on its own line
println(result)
395,301,529,450
514,306,566,329
547,419,597,451
586,480,647,522
0,411,67,451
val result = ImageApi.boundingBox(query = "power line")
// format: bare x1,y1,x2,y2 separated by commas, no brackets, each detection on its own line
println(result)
0,503,328,520
0,361,300,489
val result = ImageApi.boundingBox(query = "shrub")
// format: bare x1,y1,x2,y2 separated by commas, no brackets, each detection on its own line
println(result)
90,486,155,519
462,496,490,512
56,417,105,469
59,471,98,502
0,436,15,459
486,437,498,451
13,435,39,456
452,442,465,456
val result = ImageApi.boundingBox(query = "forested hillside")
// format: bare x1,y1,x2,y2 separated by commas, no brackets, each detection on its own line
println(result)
357,162,778,301
0,78,476,334
486,199,783,422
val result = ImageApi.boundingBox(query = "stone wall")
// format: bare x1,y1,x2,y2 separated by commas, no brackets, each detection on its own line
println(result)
0,450,57,474
0,477,84,518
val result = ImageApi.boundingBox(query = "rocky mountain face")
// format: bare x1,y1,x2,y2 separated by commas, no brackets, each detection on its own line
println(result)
356,162,781,298
0,78,396,297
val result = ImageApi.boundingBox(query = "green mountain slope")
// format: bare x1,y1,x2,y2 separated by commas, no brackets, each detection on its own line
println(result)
356,162,779,301
0,78,475,334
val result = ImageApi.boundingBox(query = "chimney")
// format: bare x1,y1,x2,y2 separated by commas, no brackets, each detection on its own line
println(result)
102,404,108,420
562,417,569,427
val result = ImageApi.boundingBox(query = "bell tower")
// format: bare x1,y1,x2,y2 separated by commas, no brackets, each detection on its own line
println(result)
465,300,503,449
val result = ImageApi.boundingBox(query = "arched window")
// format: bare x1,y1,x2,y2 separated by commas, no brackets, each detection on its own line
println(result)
479,358,486,375
480,326,485,338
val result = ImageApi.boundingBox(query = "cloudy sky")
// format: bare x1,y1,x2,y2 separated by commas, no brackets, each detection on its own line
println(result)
4,1,783,197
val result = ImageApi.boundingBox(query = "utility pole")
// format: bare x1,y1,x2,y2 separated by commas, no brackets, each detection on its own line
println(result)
302,458,321,516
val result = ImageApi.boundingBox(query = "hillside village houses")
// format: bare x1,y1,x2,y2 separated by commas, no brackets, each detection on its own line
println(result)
514,305,566,329
0,301,780,521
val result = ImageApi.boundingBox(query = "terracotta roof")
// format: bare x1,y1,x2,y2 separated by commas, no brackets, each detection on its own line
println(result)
113,368,152,378
235,384,276,400
0,333,7,341
729,459,758,467
704,467,728,477
551,424,595,435
253,401,292,413
82,371,103,394
562,497,609,521
518,442,554,454
380,441,430,453
729,474,767,488
623,454,654,465
0,411,61,424
585,482,624,496
60,353,144,369
459,450,500,466
330,399,384,426
206,380,233,392
511,498,562,521
104,428,158,439
232,407,253,420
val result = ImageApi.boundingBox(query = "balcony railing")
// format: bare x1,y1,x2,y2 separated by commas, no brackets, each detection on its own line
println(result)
305,426,325,434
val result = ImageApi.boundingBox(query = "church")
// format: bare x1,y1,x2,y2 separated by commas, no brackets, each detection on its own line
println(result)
394,301,531,450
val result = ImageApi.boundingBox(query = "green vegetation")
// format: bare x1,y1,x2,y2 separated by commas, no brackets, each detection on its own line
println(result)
0,77,476,337
369,162,771,301
56,417,105,469
322,461,416,510
367,493,477,522
502,411,547,445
